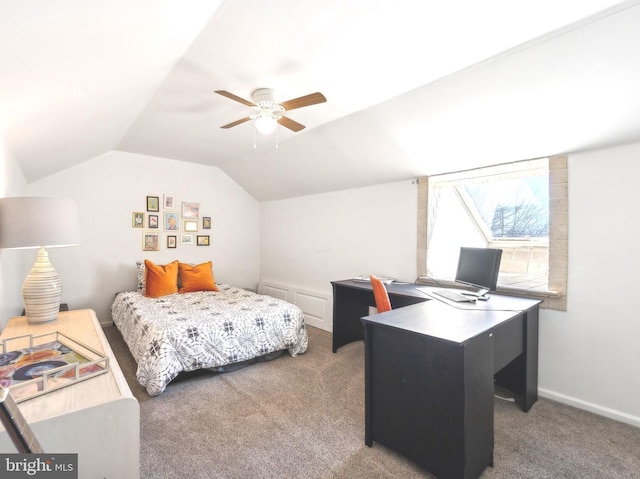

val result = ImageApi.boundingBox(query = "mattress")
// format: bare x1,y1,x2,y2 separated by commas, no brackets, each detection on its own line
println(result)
111,284,308,396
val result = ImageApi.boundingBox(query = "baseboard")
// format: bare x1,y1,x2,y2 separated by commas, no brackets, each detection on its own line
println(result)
539,388,640,428
258,281,332,332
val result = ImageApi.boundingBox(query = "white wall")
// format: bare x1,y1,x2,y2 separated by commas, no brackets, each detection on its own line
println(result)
26,151,260,324
0,138,29,331
260,180,417,331
260,148,640,427
538,142,640,426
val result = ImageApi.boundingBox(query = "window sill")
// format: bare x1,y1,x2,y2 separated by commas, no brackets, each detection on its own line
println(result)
496,285,560,298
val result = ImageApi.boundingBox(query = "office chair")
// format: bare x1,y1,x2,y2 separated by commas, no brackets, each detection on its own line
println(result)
370,274,392,313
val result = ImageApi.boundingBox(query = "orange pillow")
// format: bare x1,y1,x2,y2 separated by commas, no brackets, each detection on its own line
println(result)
370,274,392,313
144,260,179,298
179,261,219,293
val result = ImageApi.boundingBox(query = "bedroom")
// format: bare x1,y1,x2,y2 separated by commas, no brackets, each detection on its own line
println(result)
1,1,640,477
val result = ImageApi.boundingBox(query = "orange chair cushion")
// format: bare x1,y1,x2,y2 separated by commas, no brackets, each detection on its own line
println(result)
179,261,219,293
144,260,179,298
370,274,392,313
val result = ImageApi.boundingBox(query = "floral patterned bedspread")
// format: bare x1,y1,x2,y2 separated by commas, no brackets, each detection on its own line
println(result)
111,284,308,396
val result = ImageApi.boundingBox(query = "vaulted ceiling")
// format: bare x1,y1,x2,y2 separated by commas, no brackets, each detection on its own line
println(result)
2,1,639,200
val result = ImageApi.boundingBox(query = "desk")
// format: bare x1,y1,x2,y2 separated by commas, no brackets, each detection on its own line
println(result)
332,280,428,353
332,280,540,479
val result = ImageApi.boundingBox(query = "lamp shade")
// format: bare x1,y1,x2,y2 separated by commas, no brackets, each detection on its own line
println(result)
0,197,80,323
0,197,80,249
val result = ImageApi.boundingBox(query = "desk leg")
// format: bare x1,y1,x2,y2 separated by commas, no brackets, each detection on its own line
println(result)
522,306,539,411
363,323,372,447
494,307,539,412
332,285,371,353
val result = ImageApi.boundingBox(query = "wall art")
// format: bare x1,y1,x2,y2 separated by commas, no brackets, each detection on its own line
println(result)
181,201,200,219
142,231,159,251
146,196,159,212
132,212,145,228
164,212,179,231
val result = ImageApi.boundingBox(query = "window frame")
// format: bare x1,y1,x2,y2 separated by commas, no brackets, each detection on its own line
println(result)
416,156,568,310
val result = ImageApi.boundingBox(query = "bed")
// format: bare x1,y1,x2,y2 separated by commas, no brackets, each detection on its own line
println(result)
111,260,308,396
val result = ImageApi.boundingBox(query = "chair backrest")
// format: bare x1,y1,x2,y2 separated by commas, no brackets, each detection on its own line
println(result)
370,274,392,313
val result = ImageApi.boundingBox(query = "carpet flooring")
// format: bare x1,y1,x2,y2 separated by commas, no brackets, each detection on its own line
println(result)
103,324,640,478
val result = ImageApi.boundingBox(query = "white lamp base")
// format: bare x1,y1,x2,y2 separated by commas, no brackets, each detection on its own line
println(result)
22,246,63,324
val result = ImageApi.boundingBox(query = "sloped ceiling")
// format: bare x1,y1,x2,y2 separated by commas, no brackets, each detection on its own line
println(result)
2,0,640,200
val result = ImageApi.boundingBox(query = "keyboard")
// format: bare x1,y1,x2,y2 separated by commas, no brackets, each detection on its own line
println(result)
433,289,476,303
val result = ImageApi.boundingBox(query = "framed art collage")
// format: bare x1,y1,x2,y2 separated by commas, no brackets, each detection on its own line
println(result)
131,195,211,251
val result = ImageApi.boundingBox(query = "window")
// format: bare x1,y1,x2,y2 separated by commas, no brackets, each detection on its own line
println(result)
417,156,567,310
466,177,549,239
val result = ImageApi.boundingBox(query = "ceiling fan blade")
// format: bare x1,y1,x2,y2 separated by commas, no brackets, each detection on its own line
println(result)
221,117,251,129
214,90,255,107
280,92,326,111
278,116,305,132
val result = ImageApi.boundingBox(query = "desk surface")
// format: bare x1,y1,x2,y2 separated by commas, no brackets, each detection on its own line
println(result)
332,279,540,348
331,279,430,299
362,300,519,344
367,284,540,344
416,285,541,311
333,280,540,308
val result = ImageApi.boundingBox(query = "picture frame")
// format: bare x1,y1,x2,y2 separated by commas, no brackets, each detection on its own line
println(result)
148,214,158,229
197,235,210,246
132,212,145,228
202,217,211,229
184,220,198,232
142,231,159,251
164,212,179,231
146,196,159,212
181,201,200,219
163,193,176,210
167,235,177,249
180,234,194,245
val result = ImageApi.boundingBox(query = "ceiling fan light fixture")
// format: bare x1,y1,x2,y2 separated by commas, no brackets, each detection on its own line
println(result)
254,114,278,135
216,88,326,134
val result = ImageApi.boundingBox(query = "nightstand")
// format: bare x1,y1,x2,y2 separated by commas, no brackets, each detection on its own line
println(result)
0,309,140,478
21,303,69,316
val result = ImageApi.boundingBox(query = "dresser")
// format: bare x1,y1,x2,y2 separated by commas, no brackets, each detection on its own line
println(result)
0,309,140,479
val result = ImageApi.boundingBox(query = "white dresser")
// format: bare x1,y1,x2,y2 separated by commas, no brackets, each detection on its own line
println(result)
0,309,140,479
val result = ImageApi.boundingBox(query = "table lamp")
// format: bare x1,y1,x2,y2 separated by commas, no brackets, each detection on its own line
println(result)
0,197,80,323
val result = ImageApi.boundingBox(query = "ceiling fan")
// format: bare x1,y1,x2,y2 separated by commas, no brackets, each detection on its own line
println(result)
214,88,326,134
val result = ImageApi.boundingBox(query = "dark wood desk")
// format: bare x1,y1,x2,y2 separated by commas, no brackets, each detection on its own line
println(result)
332,280,428,353
332,280,540,479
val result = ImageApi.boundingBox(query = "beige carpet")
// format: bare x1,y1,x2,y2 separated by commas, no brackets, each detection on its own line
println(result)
103,324,640,479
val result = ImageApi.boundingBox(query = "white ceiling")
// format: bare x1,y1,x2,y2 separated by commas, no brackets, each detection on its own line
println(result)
2,0,639,200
